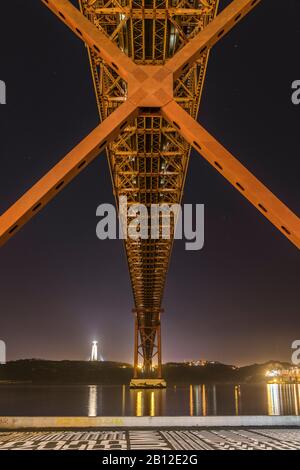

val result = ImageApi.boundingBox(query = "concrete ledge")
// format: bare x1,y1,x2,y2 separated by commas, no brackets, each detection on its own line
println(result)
130,378,167,388
0,416,300,429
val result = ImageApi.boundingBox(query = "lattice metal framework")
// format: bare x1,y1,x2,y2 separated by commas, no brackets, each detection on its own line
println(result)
0,0,299,379
79,0,219,376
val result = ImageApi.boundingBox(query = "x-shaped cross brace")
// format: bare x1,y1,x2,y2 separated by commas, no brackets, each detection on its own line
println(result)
1,0,299,249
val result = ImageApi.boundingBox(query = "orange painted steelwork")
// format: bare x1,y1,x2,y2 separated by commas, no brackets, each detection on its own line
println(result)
0,0,299,380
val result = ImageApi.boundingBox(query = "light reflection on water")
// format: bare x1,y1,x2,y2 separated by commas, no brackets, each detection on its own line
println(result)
88,385,97,417
0,383,300,416
266,384,300,416
85,383,300,417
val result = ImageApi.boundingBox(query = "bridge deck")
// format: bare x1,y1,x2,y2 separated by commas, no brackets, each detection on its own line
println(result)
79,0,219,373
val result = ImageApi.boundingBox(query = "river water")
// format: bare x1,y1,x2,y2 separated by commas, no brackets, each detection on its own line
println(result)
0,383,299,416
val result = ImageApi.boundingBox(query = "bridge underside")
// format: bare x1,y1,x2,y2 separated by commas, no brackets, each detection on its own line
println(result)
80,0,219,379
1,0,298,386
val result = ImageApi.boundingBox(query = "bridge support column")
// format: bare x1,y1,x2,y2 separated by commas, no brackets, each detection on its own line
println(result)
130,309,166,388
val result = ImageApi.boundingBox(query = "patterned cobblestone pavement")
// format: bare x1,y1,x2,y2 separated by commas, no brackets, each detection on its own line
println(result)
0,428,300,450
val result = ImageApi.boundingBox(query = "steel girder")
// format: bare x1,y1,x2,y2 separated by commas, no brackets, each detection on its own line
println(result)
1,0,299,377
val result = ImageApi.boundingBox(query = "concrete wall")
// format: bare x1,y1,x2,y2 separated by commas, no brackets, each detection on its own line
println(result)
0,415,299,429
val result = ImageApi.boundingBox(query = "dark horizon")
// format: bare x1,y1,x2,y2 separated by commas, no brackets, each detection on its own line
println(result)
0,0,299,366
3,357,294,369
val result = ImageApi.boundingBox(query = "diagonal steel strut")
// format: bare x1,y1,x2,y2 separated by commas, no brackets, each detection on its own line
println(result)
0,101,138,246
161,100,300,249
166,0,261,79
1,0,299,251
41,0,138,81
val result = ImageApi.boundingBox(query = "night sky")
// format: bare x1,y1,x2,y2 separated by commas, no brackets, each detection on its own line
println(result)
0,0,299,365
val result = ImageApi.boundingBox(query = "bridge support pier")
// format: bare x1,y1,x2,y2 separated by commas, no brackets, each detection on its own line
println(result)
131,310,166,388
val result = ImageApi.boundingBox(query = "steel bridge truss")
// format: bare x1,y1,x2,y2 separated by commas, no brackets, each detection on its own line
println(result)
1,0,299,378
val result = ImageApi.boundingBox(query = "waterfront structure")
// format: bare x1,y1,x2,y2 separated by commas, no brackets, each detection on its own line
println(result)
0,0,299,387
266,368,300,384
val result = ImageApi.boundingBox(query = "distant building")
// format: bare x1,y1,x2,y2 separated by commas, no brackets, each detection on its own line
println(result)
266,367,300,384
184,359,223,367
265,367,300,384
184,360,207,367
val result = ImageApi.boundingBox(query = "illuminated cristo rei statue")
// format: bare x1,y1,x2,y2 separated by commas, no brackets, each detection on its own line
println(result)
91,341,98,362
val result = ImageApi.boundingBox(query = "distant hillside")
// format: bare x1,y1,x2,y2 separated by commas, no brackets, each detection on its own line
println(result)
0,360,132,384
164,361,291,384
0,359,291,385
